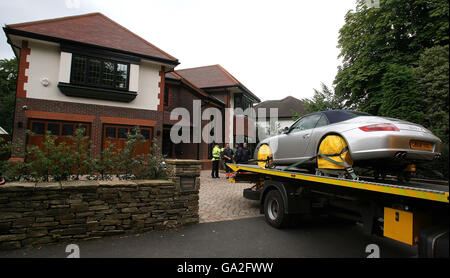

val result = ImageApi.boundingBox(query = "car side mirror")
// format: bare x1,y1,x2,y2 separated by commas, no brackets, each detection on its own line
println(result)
283,127,290,134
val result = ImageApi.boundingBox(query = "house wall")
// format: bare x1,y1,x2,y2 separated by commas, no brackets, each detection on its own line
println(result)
13,98,163,157
10,38,165,158
24,39,161,110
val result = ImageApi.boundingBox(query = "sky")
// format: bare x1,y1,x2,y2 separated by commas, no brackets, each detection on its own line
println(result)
0,0,357,102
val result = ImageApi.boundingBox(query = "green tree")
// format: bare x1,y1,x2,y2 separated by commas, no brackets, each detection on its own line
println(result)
0,58,18,134
379,64,424,123
302,83,343,115
334,0,449,114
414,45,449,144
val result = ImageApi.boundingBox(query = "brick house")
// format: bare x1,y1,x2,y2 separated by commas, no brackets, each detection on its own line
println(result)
164,66,261,169
3,13,260,169
163,71,224,168
175,65,261,150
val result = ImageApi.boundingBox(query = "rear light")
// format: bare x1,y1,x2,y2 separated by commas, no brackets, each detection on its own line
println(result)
359,123,400,132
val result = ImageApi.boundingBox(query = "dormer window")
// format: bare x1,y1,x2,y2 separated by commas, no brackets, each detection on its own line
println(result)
71,55,130,90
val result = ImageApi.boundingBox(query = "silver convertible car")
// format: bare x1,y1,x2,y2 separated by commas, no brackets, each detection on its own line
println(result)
256,110,442,171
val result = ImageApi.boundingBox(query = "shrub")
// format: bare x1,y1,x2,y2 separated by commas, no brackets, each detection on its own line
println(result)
115,128,146,180
69,126,92,180
1,127,170,182
89,141,117,181
25,131,75,182
132,138,172,180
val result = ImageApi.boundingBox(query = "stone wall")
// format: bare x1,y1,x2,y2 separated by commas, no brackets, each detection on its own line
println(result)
0,160,201,250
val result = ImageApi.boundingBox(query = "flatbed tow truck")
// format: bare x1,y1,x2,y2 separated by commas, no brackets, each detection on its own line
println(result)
227,163,449,258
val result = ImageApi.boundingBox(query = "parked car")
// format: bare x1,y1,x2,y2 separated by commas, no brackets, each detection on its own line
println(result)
255,110,442,171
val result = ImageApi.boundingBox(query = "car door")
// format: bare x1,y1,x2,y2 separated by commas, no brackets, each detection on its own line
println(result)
274,113,322,163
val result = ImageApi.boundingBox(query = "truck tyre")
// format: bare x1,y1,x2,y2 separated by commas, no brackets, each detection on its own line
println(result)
264,190,291,229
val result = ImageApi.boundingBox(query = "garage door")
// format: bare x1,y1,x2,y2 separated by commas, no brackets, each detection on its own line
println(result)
28,120,90,150
103,125,152,156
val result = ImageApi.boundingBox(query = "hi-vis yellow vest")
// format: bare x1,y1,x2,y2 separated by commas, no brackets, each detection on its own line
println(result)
212,146,221,161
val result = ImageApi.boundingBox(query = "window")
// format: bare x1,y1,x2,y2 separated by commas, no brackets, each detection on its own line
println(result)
117,128,128,139
116,64,128,89
289,114,322,133
315,114,329,128
71,57,87,84
234,93,253,111
87,59,101,85
105,127,116,138
29,120,90,137
47,123,60,135
76,125,88,136
141,129,150,140
62,124,74,136
71,55,129,90
104,125,152,141
31,122,45,135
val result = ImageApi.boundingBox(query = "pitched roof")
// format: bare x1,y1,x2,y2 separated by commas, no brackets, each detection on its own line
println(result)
5,13,178,64
255,96,306,118
165,72,225,107
175,65,260,102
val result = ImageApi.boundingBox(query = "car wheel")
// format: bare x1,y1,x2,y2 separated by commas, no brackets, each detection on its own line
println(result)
317,135,353,171
264,190,291,229
257,144,274,169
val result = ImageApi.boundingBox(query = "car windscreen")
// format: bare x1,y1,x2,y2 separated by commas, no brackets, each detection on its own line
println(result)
323,110,372,124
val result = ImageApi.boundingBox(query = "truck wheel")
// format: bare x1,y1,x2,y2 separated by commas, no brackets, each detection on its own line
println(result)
264,190,291,228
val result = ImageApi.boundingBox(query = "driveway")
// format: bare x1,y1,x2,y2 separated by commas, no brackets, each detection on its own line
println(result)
199,170,260,223
0,216,416,258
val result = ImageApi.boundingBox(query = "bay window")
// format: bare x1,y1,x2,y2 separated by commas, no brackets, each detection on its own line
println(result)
70,55,130,90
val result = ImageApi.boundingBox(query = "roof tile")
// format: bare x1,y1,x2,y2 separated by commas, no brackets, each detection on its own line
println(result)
255,96,306,118
6,13,177,63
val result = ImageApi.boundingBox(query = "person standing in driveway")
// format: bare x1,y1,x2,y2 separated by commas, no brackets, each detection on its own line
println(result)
235,143,250,164
222,143,234,179
241,143,250,163
234,143,243,164
211,144,221,178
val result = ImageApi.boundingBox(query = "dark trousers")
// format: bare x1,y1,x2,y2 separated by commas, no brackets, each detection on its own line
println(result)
211,160,219,178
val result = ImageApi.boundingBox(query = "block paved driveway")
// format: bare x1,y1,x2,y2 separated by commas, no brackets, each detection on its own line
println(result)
199,170,260,223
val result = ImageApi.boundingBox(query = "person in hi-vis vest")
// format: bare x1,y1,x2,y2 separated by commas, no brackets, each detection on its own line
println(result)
211,144,221,178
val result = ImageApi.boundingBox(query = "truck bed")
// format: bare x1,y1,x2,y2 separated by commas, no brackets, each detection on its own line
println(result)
227,163,449,203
